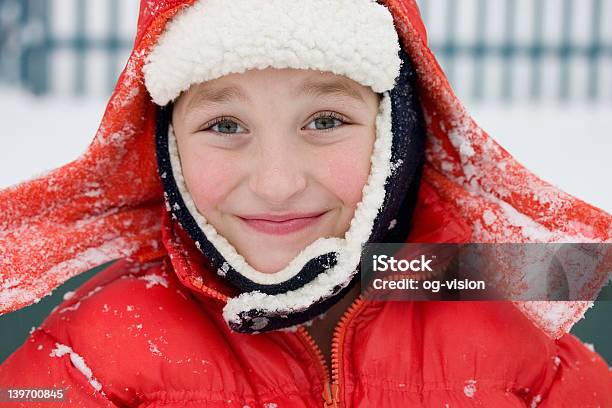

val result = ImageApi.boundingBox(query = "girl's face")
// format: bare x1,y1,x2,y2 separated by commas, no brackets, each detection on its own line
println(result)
172,67,380,273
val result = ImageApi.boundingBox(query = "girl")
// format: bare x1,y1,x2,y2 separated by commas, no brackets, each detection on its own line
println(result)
1,0,610,406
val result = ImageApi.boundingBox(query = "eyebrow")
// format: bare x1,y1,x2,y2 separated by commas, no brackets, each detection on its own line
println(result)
186,85,250,111
294,78,366,103
185,76,366,111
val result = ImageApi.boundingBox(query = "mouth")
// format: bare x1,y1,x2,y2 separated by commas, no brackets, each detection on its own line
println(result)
238,211,328,235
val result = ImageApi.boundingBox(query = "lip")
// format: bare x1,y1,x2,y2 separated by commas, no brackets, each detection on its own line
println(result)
238,211,327,235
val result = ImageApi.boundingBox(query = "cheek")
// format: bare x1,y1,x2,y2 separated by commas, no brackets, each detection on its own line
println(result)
179,143,237,213
318,135,375,206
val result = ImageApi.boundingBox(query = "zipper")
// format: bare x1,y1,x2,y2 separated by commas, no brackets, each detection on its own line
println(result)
297,291,367,408
296,267,442,408
188,274,229,302
135,248,168,264
162,256,231,303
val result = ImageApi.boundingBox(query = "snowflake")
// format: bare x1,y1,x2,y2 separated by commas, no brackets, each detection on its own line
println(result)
464,379,477,398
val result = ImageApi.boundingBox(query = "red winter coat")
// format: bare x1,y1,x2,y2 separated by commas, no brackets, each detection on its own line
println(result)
1,1,611,407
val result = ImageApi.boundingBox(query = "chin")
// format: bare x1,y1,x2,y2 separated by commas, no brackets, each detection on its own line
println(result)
247,258,292,275
239,244,305,273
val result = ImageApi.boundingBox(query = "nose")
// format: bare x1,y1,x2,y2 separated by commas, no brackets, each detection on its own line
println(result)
248,141,308,205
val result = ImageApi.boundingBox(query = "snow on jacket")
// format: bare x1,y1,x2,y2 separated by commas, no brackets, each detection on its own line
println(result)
0,0,611,407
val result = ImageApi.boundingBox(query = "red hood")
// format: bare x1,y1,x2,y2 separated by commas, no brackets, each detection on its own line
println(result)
1,0,610,339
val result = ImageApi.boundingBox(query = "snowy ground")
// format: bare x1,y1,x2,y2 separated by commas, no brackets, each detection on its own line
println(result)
0,88,610,213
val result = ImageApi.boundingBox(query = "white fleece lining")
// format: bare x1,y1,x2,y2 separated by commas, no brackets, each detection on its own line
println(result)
167,94,393,328
143,0,401,106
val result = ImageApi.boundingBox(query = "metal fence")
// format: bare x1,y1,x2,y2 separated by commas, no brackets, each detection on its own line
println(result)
0,0,137,96
420,0,612,102
1,0,611,103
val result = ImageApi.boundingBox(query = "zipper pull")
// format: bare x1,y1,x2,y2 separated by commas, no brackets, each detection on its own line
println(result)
322,382,340,408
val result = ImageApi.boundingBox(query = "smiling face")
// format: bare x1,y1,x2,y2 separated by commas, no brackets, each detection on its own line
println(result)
171,67,380,274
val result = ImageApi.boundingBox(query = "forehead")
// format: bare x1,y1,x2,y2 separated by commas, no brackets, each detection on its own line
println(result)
180,68,370,111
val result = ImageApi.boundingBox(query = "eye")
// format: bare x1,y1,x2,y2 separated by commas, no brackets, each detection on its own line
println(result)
201,117,247,135
304,112,349,132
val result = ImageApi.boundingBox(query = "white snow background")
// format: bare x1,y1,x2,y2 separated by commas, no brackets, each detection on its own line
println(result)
0,88,610,214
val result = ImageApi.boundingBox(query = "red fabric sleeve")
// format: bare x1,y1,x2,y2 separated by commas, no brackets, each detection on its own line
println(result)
0,328,120,407
536,333,612,407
